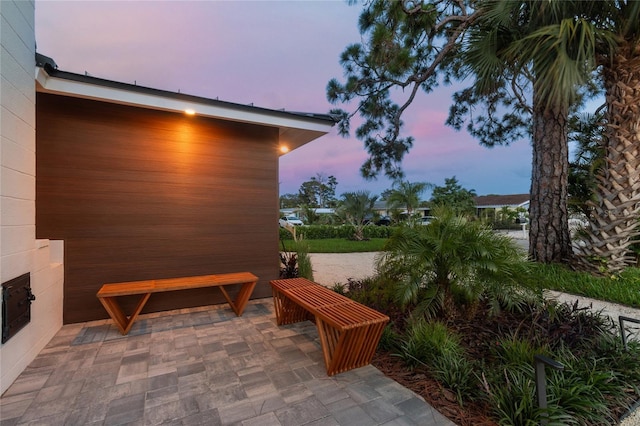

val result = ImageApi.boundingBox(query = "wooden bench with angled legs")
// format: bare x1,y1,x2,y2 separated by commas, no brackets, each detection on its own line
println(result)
97,272,258,335
270,277,389,376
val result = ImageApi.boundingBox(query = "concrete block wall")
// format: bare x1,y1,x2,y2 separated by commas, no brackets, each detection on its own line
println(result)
1,0,64,395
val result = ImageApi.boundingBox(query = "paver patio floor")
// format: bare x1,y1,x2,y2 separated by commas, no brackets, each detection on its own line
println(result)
0,299,454,426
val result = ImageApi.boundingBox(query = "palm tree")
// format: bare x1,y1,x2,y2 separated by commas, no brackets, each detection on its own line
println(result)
338,191,378,240
570,1,640,273
461,1,612,264
385,180,431,216
378,207,533,319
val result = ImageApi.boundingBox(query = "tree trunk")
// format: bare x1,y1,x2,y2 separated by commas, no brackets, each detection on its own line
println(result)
575,49,640,273
528,93,572,263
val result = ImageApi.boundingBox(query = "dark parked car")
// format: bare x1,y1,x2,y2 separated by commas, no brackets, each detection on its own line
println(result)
375,216,391,226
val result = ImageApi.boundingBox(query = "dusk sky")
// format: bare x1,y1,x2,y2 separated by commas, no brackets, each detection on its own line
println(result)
35,0,533,199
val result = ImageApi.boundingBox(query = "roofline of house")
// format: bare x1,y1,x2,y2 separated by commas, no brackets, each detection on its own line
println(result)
35,53,336,152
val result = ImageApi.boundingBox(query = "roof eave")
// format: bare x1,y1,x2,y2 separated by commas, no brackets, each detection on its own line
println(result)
35,66,335,153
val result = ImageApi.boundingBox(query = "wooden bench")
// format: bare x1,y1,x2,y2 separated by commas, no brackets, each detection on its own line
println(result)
97,272,258,335
270,277,389,376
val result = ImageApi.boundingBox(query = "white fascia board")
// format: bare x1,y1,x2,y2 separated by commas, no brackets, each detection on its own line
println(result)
35,68,333,137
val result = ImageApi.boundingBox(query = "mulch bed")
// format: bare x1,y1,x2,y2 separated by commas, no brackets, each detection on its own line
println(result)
372,352,497,426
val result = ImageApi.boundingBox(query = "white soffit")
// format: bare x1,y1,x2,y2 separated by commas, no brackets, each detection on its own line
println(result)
35,68,334,151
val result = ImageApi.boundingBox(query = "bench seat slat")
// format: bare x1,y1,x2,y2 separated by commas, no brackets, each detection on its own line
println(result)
98,272,258,297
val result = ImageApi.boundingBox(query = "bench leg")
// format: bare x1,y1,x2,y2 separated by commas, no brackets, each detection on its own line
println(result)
98,293,151,335
272,288,311,325
218,280,257,316
316,319,388,376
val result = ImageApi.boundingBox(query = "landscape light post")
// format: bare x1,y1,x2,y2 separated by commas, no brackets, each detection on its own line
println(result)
619,316,640,351
534,354,564,425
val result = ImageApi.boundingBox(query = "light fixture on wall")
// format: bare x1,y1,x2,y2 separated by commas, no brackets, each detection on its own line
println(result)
184,109,196,116
279,145,290,154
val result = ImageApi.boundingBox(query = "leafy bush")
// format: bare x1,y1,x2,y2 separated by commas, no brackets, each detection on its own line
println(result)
398,320,463,368
431,352,477,406
378,324,402,352
378,207,537,319
279,225,397,240
342,275,405,319
296,238,314,281
494,335,548,367
483,365,542,426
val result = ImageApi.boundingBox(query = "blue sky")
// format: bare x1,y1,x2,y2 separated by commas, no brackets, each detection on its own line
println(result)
35,0,533,199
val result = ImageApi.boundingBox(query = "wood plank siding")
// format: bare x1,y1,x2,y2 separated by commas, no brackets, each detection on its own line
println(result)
36,93,280,323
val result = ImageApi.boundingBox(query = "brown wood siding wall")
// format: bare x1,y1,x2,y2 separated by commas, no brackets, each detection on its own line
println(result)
36,93,280,324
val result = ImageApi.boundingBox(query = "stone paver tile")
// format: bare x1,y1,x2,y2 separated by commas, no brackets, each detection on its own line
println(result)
279,382,313,404
0,393,34,421
244,382,278,399
180,407,222,425
148,371,178,390
332,404,376,426
208,370,240,388
143,397,200,425
344,380,383,404
380,415,421,425
250,395,287,415
178,380,210,398
115,352,149,385
1,373,50,397
292,366,313,383
218,400,258,424
201,341,224,353
104,409,145,426
225,341,251,354
396,396,455,426
18,396,76,422
207,383,249,407
275,396,330,426
304,417,341,426
177,361,206,378
145,384,180,409
362,397,403,423
78,401,109,423
324,396,359,415
268,370,302,391
20,411,68,425
375,382,415,405
105,392,146,424
241,411,281,426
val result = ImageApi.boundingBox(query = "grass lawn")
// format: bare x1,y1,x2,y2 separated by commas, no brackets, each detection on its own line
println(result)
527,262,640,309
283,238,388,253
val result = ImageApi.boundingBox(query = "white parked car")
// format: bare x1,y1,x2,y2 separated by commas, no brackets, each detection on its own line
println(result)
419,216,435,225
279,216,304,227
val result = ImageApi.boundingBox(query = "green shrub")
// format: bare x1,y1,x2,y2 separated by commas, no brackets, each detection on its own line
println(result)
398,320,462,369
378,207,534,319
378,324,402,352
431,352,477,406
484,364,540,426
296,238,314,281
495,335,548,367
330,282,346,295
344,276,398,315
280,225,397,241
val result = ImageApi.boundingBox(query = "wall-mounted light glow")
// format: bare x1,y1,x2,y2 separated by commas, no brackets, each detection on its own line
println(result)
184,109,196,116
279,145,290,154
